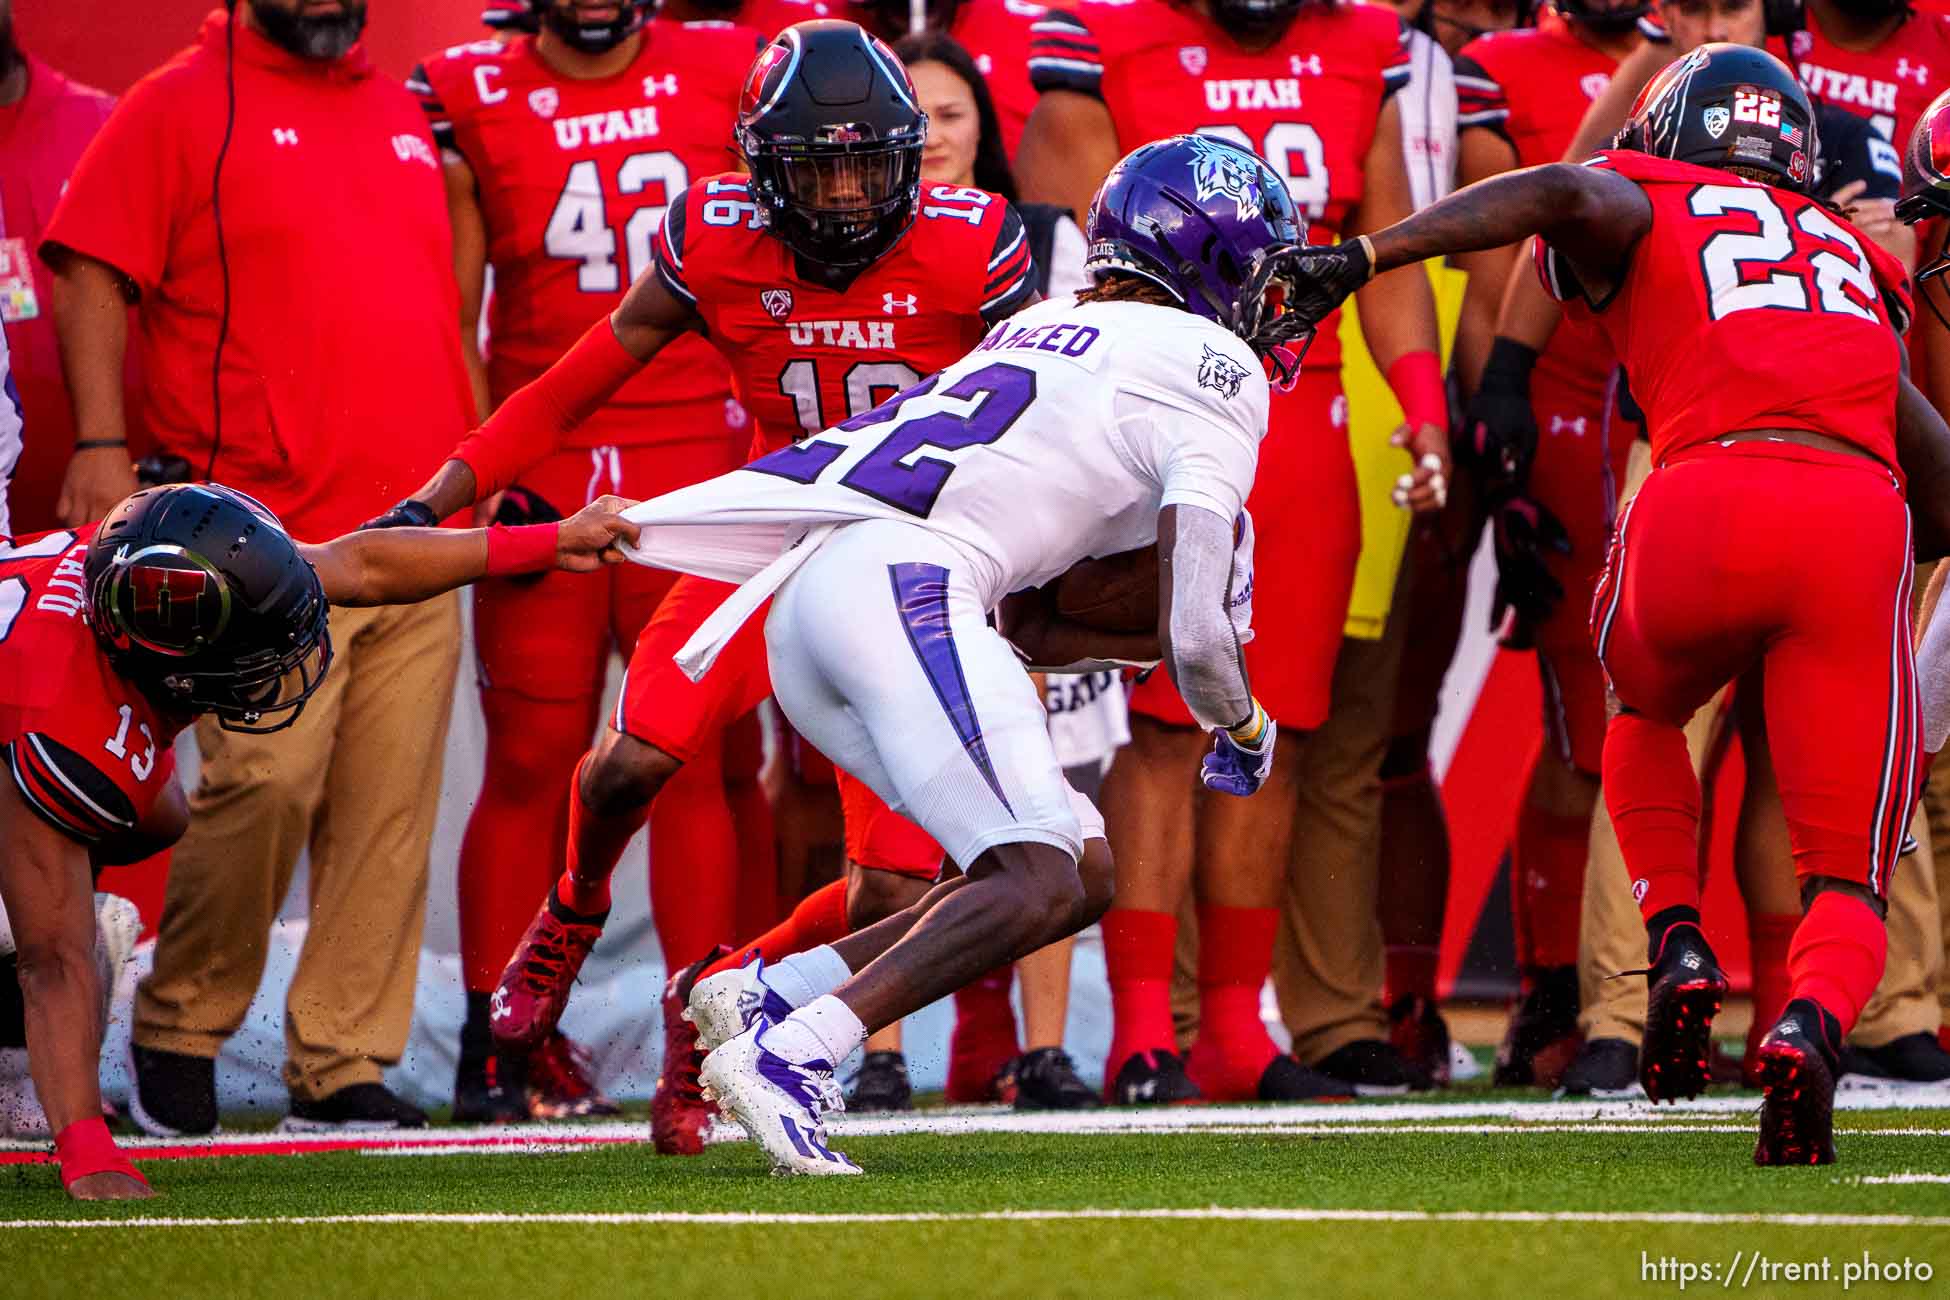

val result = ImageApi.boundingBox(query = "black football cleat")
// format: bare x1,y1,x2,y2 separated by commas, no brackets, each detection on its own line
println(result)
1636,923,1728,1103
1555,1037,1644,1099
282,1082,429,1132
1753,999,1841,1166
1387,994,1452,1087
1010,1048,1102,1110
1108,1049,1202,1106
1492,965,1583,1088
1837,1032,1950,1085
129,1045,219,1137
452,1046,528,1125
1259,1054,1354,1101
1315,1039,1433,1095
848,1050,914,1112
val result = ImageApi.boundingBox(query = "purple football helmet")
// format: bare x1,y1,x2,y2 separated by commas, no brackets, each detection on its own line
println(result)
1084,134,1315,383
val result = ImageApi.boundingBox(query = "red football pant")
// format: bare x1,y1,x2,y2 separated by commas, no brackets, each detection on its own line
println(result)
1595,443,1919,920
1128,370,1357,731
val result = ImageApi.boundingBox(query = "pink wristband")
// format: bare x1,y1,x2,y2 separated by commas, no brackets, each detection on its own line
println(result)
484,522,560,577
1386,350,1447,433
55,1117,145,1189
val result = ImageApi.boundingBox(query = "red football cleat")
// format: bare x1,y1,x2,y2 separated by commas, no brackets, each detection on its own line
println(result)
527,1032,621,1120
650,945,731,1156
491,895,608,1052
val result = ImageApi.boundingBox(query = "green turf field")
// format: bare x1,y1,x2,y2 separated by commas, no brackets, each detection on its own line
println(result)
6,1098,1949,1299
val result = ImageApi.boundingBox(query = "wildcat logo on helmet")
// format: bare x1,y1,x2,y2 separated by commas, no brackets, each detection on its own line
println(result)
1187,136,1265,221
1703,105,1730,138
1197,344,1251,400
761,288,794,321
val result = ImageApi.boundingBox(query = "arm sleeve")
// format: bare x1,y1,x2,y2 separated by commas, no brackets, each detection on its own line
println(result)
5,733,138,846
1162,502,1253,732
1028,8,1104,99
982,203,1038,324
37,79,183,295
1380,15,1413,104
406,60,457,154
1452,51,1511,144
652,187,699,307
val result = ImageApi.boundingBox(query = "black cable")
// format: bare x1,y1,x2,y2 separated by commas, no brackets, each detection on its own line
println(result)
206,0,239,483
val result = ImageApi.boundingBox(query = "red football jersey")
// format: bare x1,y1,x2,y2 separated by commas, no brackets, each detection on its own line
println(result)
951,0,1046,159
1030,0,1411,370
0,528,181,845
1455,7,1629,408
738,0,835,40
1542,151,1910,471
1773,7,1950,144
412,22,762,449
652,174,1036,455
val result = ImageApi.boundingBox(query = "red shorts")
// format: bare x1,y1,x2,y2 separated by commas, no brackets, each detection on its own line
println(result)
1591,442,1918,894
1127,369,1359,732
1527,368,1635,774
783,717,945,880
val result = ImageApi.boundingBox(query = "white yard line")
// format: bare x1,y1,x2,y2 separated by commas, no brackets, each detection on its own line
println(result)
1858,1173,1950,1185
7,1207,1950,1231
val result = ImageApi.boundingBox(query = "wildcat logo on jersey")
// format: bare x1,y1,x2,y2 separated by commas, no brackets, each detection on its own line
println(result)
1180,45,1207,75
529,87,560,119
1703,106,1730,139
762,289,795,321
1197,344,1250,400
1188,136,1263,220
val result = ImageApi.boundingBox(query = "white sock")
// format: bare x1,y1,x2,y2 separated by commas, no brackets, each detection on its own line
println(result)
762,995,867,1068
764,945,852,1009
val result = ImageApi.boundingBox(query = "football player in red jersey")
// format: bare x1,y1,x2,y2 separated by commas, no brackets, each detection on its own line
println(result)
378,20,1036,1153
0,482,636,1198
408,0,764,1125
1016,0,1449,1103
1283,44,1950,1163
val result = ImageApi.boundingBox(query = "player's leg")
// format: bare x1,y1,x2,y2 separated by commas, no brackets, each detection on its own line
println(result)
1729,672,1805,1087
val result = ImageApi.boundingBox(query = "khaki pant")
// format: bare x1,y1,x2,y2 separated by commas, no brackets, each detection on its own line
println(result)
1926,759,1950,1029
134,596,459,1100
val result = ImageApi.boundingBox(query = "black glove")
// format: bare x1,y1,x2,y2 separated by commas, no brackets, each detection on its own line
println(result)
1283,238,1374,332
1488,491,1571,651
358,498,438,531
1458,337,1540,493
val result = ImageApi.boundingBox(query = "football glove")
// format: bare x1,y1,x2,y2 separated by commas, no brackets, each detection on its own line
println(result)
1202,702,1277,797
358,498,438,531
1458,337,1540,494
1488,491,1571,651
1282,237,1374,334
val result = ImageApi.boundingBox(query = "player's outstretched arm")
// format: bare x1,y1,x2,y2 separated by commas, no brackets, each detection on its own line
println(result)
0,778,150,1200
309,496,640,606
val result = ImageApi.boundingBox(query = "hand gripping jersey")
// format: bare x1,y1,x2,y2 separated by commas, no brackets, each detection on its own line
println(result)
652,173,1035,458
1029,0,1410,371
1456,8,1630,412
0,528,180,845
613,295,1265,673
411,22,761,446
1540,151,1911,471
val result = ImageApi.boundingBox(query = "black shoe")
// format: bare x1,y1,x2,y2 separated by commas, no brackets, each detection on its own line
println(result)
1555,1037,1645,1099
1838,1032,1950,1084
1754,998,1841,1166
1387,994,1452,1087
1637,923,1728,1103
1492,965,1583,1088
847,1051,913,1112
452,1047,528,1125
1108,1049,1201,1106
1258,1054,1354,1101
129,1045,218,1137
1011,1048,1102,1110
1314,1039,1433,1095
281,1082,430,1132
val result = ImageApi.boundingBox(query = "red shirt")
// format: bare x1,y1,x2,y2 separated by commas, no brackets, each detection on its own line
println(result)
1456,8,1628,408
0,526,181,845
0,55,126,535
1773,7,1950,143
40,11,473,542
1030,0,1410,371
652,174,1036,456
1544,151,1910,472
952,0,1046,159
413,22,760,452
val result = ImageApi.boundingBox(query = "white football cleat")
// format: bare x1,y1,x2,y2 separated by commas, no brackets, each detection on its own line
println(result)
686,957,792,1053
698,1022,860,1176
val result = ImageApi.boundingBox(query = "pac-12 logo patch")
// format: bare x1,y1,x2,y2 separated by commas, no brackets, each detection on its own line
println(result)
1703,105,1730,138
1197,343,1251,400
1179,45,1208,74
761,288,794,321
529,87,559,119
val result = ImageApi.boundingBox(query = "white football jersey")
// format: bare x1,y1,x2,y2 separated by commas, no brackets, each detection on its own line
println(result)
619,295,1268,670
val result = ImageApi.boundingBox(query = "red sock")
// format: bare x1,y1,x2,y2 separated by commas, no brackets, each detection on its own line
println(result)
698,878,852,981
1602,711,1703,923
1787,890,1888,1035
1184,905,1280,1100
948,967,1020,1101
558,752,640,917
724,713,779,938
648,742,740,973
1744,911,1799,1067
459,690,589,992
1514,794,1591,970
1103,908,1179,1068
1385,945,1440,1004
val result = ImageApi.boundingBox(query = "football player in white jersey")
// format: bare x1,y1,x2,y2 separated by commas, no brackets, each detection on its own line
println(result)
610,135,1439,1175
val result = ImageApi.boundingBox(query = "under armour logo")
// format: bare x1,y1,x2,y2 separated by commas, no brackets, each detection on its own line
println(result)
1550,415,1588,435
1681,952,1703,970
489,987,510,1021
883,292,917,315
1898,58,1929,85
1778,1018,1802,1036
643,73,680,98
272,128,300,147
1290,54,1322,76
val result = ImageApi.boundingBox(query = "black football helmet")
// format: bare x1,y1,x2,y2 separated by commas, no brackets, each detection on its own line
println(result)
738,20,928,271
1553,0,1653,35
1616,43,1817,193
84,485,333,734
490,1,656,50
